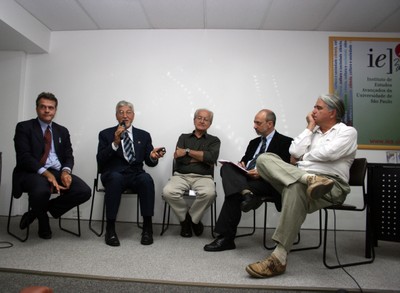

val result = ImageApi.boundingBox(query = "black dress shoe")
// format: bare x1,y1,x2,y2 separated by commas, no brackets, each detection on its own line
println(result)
204,236,236,252
105,230,120,246
38,229,52,239
20,212,36,230
192,220,204,236
240,192,263,212
180,213,192,237
180,220,192,237
141,231,153,245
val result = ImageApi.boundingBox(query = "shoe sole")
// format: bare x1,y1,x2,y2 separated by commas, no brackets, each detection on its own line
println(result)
204,245,236,252
307,180,334,200
241,198,263,213
245,266,265,278
245,265,285,278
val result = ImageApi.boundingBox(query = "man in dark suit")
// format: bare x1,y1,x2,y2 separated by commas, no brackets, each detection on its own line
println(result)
13,92,91,239
97,100,165,246
204,109,292,251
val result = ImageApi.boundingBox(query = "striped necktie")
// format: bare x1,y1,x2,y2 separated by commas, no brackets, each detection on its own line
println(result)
246,136,267,170
123,132,135,164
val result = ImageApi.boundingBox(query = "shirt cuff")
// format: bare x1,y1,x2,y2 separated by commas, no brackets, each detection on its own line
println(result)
112,142,119,151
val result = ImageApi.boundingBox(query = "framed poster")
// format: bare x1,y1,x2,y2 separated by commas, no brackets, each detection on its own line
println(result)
329,37,400,150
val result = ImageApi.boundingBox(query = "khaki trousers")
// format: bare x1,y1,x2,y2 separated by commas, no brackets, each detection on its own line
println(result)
162,172,215,224
256,153,350,251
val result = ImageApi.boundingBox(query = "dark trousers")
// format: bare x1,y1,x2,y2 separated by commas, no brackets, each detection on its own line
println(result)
21,169,91,219
214,164,280,238
101,170,155,220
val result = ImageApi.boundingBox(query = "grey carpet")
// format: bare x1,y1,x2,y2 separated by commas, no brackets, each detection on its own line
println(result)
1,216,399,293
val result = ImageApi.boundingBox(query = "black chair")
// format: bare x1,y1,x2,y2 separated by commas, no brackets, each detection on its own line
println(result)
234,195,275,239
7,170,81,242
160,160,217,237
322,158,375,269
88,169,141,237
234,193,319,251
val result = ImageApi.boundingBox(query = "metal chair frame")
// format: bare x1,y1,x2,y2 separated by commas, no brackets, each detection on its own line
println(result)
160,190,217,237
7,192,81,242
160,160,217,237
88,171,142,237
233,194,320,252
322,158,375,269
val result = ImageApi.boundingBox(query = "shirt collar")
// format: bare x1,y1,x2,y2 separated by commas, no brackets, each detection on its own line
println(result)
190,130,208,138
37,118,52,132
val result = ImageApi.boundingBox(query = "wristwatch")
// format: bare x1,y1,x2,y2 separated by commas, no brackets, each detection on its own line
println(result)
185,148,190,155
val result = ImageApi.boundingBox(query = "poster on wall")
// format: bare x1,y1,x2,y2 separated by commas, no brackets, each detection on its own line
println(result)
329,37,400,150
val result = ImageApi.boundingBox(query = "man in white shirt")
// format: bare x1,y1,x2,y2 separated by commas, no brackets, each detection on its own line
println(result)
246,94,358,278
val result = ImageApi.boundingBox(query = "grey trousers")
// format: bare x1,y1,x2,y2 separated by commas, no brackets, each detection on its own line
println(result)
162,172,215,224
256,153,350,252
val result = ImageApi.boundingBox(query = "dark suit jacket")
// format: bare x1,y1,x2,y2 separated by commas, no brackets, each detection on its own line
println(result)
96,125,157,177
241,131,292,165
13,118,74,198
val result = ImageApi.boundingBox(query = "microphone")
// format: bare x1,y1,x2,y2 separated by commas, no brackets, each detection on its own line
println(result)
120,121,127,139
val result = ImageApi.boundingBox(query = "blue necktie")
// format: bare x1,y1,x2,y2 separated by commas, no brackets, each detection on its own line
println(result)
247,137,266,170
123,133,135,164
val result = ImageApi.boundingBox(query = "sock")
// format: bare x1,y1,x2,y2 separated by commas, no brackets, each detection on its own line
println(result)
241,189,252,195
143,216,153,232
272,244,288,265
106,219,115,232
300,173,315,184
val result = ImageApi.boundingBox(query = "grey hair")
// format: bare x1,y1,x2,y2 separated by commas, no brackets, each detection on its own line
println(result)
194,108,214,123
319,94,345,122
115,100,134,113
259,109,276,126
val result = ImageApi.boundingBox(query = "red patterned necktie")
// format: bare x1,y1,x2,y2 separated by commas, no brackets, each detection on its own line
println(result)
40,126,51,165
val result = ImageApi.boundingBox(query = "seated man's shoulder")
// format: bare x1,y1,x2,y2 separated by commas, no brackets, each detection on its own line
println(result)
203,132,220,141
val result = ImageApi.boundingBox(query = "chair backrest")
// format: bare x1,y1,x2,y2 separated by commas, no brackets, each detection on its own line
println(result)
348,158,367,187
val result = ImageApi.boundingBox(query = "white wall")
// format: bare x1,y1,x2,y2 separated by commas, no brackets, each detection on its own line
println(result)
2,29,397,230
0,51,27,215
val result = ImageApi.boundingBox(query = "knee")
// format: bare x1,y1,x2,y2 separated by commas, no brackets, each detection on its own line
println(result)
162,183,177,200
198,187,216,200
83,185,92,201
139,172,154,186
256,152,275,167
102,172,124,187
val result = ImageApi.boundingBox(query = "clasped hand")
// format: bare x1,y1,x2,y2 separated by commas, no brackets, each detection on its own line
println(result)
43,170,70,194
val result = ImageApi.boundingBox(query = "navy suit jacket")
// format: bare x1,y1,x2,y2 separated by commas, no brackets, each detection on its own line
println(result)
13,118,74,198
241,131,292,165
96,125,157,177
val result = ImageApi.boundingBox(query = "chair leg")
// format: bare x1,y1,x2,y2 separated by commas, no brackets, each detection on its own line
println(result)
263,202,277,250
236,208,256,238
160,201,170,236
89,186,105,237
59,205,81,237
7,195,29,242
322,209,375,269
290,210,322,252
210,199,217,238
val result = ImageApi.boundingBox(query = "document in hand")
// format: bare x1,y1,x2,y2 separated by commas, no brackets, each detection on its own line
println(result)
218,160,248,174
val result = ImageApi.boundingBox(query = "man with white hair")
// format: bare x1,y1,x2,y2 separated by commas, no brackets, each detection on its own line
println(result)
246,94,357,278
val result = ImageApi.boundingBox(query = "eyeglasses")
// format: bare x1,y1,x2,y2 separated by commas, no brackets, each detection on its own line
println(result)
195,116,210,123
117,110,134,116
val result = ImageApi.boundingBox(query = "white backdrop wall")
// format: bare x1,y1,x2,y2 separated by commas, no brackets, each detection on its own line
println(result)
1,30,397,231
